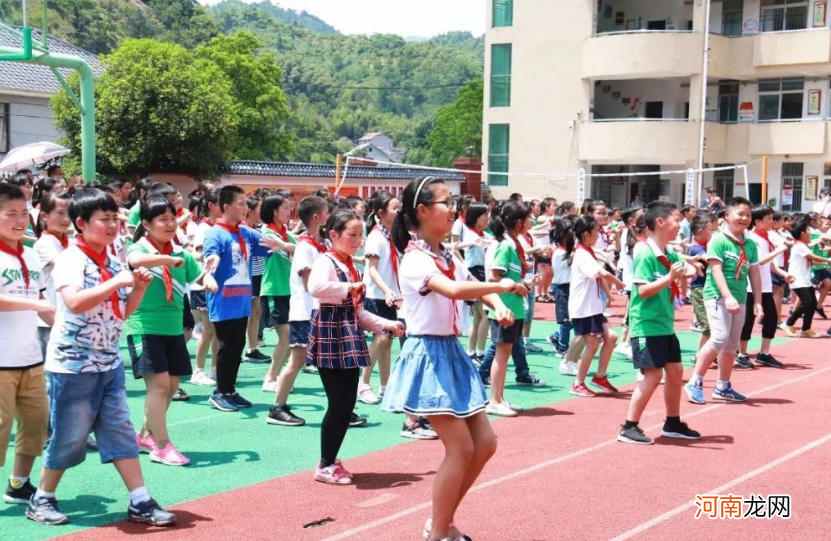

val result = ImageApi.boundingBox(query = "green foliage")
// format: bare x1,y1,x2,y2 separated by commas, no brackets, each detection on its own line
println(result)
427,79,483,167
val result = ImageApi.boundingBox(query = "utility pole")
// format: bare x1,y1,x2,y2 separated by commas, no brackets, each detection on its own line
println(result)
695,0,712,206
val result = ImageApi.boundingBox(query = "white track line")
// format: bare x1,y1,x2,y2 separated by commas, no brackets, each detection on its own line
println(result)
317,365,831,541
607,432,831,541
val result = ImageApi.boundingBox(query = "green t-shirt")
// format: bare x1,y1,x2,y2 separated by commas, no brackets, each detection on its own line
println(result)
629,244,680,338
125,240,202,336
260,228,295,297
127,203,141,229
487,239,525,321
703,230,759,303
810,230,829,271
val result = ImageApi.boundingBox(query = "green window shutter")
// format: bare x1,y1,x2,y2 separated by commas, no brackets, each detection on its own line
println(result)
493,0,513,27
490,44,512,107
488,124,510,187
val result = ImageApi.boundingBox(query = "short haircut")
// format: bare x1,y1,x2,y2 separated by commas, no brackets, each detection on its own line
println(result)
112,178,132,189
0,183,25,211
146,182,177,199
681,205,695,215
691,214,711,236
69,187,119,229
750,204,774,227
297,195,327,227
725,196,752,210
508,193,523,202
644,201,678,231
465,202,489,229
790,218,811,240
218,185,245,213
260,194,288,224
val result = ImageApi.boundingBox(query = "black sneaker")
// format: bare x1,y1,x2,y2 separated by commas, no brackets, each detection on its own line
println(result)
516,374,547,387
246,348,270,362
734,354,754,370
171,387,189,401
86,436,98,451
480,375,491,387
349,412,367,427
229,392,252,409
661,420,702,440
127,498,176,526
817,308,827,320
25,496,69,525
617,424,653,445
755,353,784,369
267,405,306,426
4,479,36,504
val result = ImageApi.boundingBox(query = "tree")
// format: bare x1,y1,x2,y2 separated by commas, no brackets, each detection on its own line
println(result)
426,79,483,167
52,39,238,179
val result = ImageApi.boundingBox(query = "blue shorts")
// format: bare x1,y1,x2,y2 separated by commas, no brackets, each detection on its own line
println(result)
572,314,608,336
811,268,831,286
489,319,524,344
44,366,138,470
289,320,311,348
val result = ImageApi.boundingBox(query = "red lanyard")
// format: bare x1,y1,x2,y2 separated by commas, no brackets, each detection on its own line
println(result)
145,237,175,304
725,234,748,280
0,239,29,288
43,230,68,249
378,224,400,281
216,220,248,261
76,236,123,320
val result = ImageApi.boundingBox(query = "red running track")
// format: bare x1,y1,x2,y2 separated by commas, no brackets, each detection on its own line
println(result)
55,338,831,541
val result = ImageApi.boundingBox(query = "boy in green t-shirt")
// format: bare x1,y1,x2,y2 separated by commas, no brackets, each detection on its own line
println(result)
686,197,762,406
810,217,831,319
618,202,701,445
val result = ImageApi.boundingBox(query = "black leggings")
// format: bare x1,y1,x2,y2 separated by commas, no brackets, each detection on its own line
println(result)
214,317,249,394
741,292,778,341
318,367,359,466
786,287,817,331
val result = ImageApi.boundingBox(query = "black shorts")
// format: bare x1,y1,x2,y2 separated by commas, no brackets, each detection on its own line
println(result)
554,284,570,324
252,274,263,297
126,334,193,379
182,294,195,331
572,314,607,336
363,298,397,331
631,335,682,369
811,268,831,286
537,257,552,266
289,320,311,348
489,318,524,344
771,273,785,288
468,265,486,283
190,290,207,311
269,295,291,326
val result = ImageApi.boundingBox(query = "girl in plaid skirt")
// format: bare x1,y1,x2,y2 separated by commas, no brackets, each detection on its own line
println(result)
381,177,517,541
306,209,405,485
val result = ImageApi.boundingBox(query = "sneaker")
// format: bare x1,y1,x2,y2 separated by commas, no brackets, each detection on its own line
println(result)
400,419,438,439
301,364,319,375
86,436,98,451
614,342,633,359
127,498,176,526
559,361,578,376
208,391,239,412
314,464,352,485
171,387,190,401
515,374,546,387
481,375,491,387
262,380,278,392
349,412,367,427
333,459,353,480
712,383,746,402
617,424,653,445
189,370,216,387
150,442,191,466
246,348,270,362
800,329,820,338
734,354,754,370
546,334,559,348
590,375,619,393
690,321,703,333
26,496,69,525
504,400,525,412
755,353,784,368
257,339,266,347
4,479,36,504
485,402,518,417
136,431,156,454
554,349,566,358
229,392,252,408
569,381,596,397
661,420,702,440
777,322,785,330
817,307,827,319
357,384,379,405
524,341,544,353
783,325,798,337
684,381,706,405
267,405,306,426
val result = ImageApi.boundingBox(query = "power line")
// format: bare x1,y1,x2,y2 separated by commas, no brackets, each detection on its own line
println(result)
337,82,469,90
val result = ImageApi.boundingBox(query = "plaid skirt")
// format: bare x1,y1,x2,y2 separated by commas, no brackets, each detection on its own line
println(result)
307,304,371,369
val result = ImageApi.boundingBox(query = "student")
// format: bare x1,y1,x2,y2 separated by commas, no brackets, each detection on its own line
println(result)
30,187,175,526
458,203,492,361
736,205,791,369
126,196,213,467
518,228,548,353
618,202,701,445
687,214,714,361
188,189,220,387
565,215,625,397
811,216,831,319
267,196,329,427
547,216,577,371
783,218,831,338
382,177,515,541
769,212,789,326
358,190,402,405
0,184,53,507
685,197,762,405
244,196,270,361
307,209,404,484
613,208,645,359
202,186,282,412
7,172,38,246
260,194,296,391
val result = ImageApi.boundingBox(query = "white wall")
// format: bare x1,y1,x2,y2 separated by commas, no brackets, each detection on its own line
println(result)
594,79,691,119
597,0,693,32
1,95,59,159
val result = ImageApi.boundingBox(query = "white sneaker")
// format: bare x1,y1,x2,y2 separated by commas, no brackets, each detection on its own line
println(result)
559,361,578,376
614,342,633,359
262,380,278,392
504,400,525,412
357,384,379,405
190,370,216,386
485,402,518,417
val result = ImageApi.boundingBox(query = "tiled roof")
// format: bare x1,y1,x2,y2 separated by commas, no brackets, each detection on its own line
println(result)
358,132,385,141
0,28,102,95
228,161,465,181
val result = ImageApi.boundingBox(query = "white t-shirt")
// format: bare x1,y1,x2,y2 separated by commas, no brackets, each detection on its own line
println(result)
568,247,604,319
288,240,323,322
451,219,465,241
517,234,536,278
362,228,401,300
788,242,812,289
552,246,571,284
618,228,633,289
462,225,489,269
769,230,787,269
0,248,45,369
746,230,773,293
399,249,468,336
47,246,127,373
33,234,72,327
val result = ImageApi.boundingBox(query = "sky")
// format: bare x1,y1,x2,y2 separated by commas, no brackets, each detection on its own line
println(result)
198,0,486,38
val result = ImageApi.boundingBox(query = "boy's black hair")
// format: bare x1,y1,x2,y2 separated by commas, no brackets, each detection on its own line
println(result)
790,219,812,241
297,195,328,227
725,196,752,210
69,187,119,229
218,185,245,214
750,204,774,228
772,211,784,221
621,207,639,226
691,214,711,237
681,205,696,215
146,182,177,199
0,183,26,210
508,193,523,202
644,201,678,231
717,208,728,219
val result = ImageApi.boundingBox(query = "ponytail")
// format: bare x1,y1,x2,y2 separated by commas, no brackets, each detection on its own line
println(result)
392,177,442,253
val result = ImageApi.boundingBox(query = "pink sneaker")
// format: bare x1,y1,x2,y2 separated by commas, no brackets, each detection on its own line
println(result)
150,441,191,466
137,431,156,454
334,459,353,480
569,381,596,397
314,463,352,485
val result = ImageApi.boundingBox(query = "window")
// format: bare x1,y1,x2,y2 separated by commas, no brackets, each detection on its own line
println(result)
718,82,739,123
0,104,7,154
714,165,735,202
490,44,512,107
758,79,804,121
493,0,513,27
761,0,808,32
488,124,510,187
722,0,744,36
824,164,831,189
781,162,804,211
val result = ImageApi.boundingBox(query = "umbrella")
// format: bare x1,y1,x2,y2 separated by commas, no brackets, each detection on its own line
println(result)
0,141,70,172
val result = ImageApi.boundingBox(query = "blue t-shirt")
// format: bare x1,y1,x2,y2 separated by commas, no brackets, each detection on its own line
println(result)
689,243,707,289
203,225,271,322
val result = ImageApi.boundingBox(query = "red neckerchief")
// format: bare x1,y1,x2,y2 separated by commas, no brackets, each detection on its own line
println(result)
145,237,175,304
43,230,69,249
76,236,123,320
0,239,29,288
377,223,400,281
694,238,708,249
328,249,363,317
577,243,601,295
754,229,775,252
655,248,681,304
469,227,485,238
202,218,214,227
724,232,748,280
216,219,248,261
299,232,327,254
508,233,529,275
267,222,292,260
406,238,459,335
